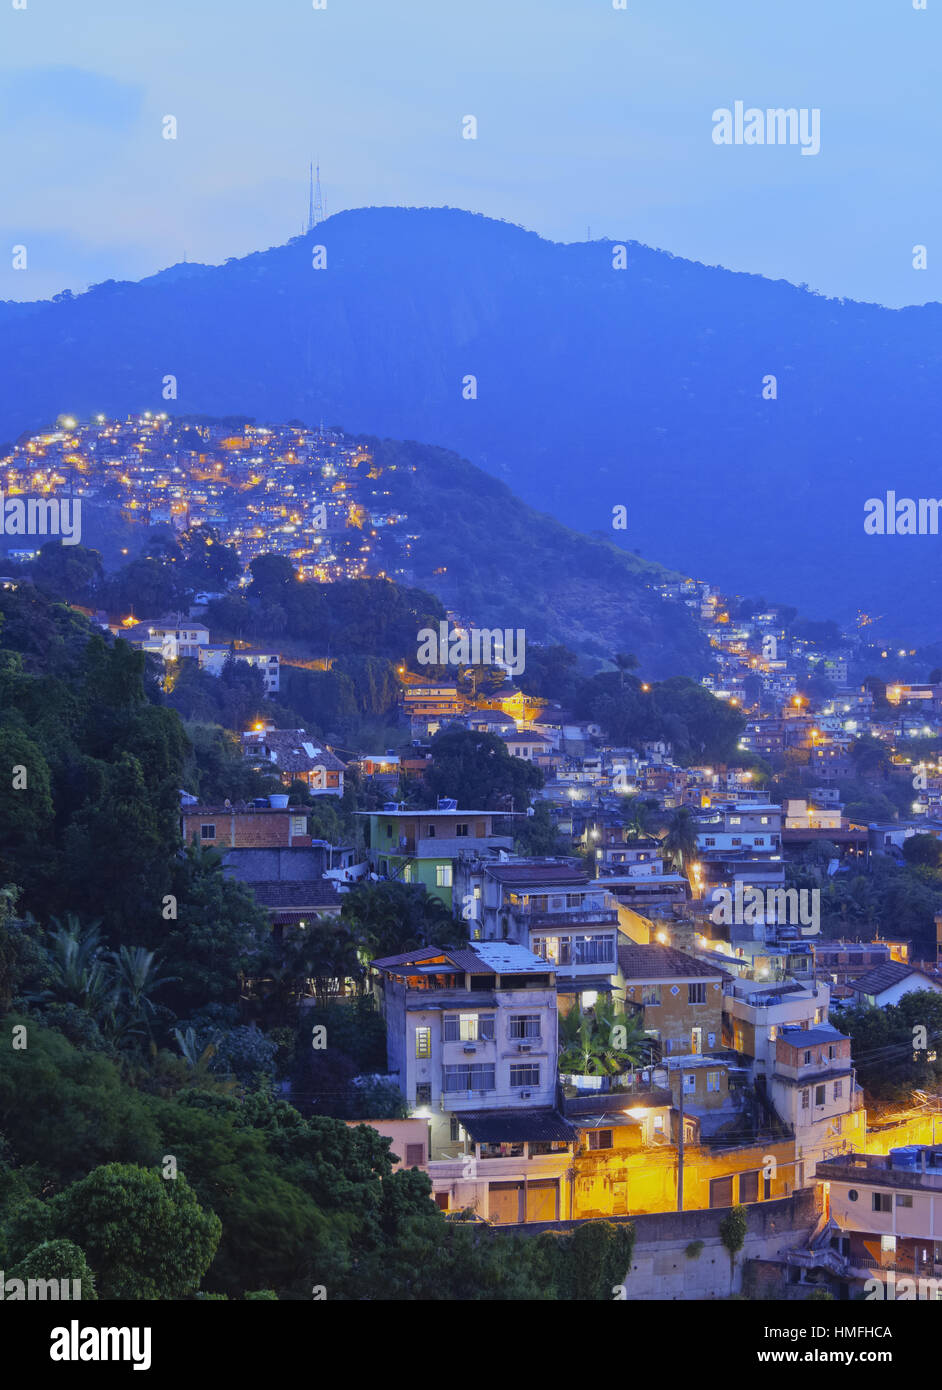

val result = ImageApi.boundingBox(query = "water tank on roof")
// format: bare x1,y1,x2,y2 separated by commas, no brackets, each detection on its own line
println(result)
890,1146,921,1171
251,798,269,809
268,794,290,809
382,802,400,813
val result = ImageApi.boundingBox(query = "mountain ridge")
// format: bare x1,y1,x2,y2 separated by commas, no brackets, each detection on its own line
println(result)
3,205,941,638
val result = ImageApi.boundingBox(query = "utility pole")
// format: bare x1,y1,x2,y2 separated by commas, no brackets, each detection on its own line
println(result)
677,1065,685,1211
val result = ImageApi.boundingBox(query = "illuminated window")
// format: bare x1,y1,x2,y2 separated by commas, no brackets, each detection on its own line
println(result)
436,864,453,888
415,1027,431,1059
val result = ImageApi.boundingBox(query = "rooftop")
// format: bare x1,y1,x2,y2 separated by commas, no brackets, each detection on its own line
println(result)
851,960,942,996
457,1110,575,1144
778,1023,848,1048
372,941,550,977
618,943,732,982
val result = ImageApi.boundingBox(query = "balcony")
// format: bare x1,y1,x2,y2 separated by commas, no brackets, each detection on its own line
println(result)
524,907,619,926
819,1152,942,1189
428,1151,571,1178
416,835,513,859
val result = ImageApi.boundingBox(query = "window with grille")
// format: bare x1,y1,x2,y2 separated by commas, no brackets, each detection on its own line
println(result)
509,1014,540,1039
509,1064,540,1087
588,1129,613,1150
443,1064,496,1093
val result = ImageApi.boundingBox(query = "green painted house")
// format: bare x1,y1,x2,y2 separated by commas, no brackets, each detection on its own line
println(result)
360,806,514,908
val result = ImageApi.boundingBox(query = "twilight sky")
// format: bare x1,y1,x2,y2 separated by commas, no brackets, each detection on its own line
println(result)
1,0,939,306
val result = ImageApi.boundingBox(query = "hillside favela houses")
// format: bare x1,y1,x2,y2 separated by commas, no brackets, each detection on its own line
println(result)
147,563,942,1299
9,412,942,1306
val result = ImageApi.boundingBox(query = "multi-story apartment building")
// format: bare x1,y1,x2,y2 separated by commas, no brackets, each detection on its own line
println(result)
695,801,785,894
371,941,573,1222
723,978,829,1082
452,858,621,1008
813,1146,942,1292
767,1022,866,1177
400,683,465,721
360,806,513,909
122,618,210,660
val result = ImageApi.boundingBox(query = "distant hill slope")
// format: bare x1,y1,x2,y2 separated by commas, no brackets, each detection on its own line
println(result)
359,434,707,677
2,205,941,636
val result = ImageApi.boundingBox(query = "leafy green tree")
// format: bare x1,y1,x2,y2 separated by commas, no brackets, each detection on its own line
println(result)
619,795,660,842
109,945,178,1044
45,1163,221,1300
0,1018,162,1181
557,1220,636,1300
719,1204,748,1293
426,726,542,809
514,801,566,856
902,834,942,869
0,724,54,882
164,843,271,1015
10,1239,97,1299
341,880,463,961
35,914,115,1020
29,543,103,603
850,736,892,781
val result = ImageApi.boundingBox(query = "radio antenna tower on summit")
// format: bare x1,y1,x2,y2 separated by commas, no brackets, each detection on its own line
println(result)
307,161,325,232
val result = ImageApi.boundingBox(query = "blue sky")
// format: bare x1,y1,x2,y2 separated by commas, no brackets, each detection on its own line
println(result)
1,0,939,305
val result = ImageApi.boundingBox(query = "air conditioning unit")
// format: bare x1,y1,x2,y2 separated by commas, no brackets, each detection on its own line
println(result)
519,1089,532,1099
463,1044,477,1053
517,1043,532,1052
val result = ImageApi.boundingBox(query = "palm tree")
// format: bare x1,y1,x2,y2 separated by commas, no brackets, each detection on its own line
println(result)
173,1026,218,1075
109,945,178,1043
662,807,699,872
558,1000,651,1076
620,795,655,843
596,998,651,1068
40,914,116,1019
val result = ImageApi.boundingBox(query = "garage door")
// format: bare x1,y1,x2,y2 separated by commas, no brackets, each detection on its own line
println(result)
488,1182,523,1224
525,1180,558,1223
709,1175,734,1208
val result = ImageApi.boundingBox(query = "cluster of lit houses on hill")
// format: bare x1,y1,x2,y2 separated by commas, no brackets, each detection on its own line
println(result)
12,416,942,1294
168,614,942,1296
176,781,942,1296
132,568,942,1282
0,413,412,579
